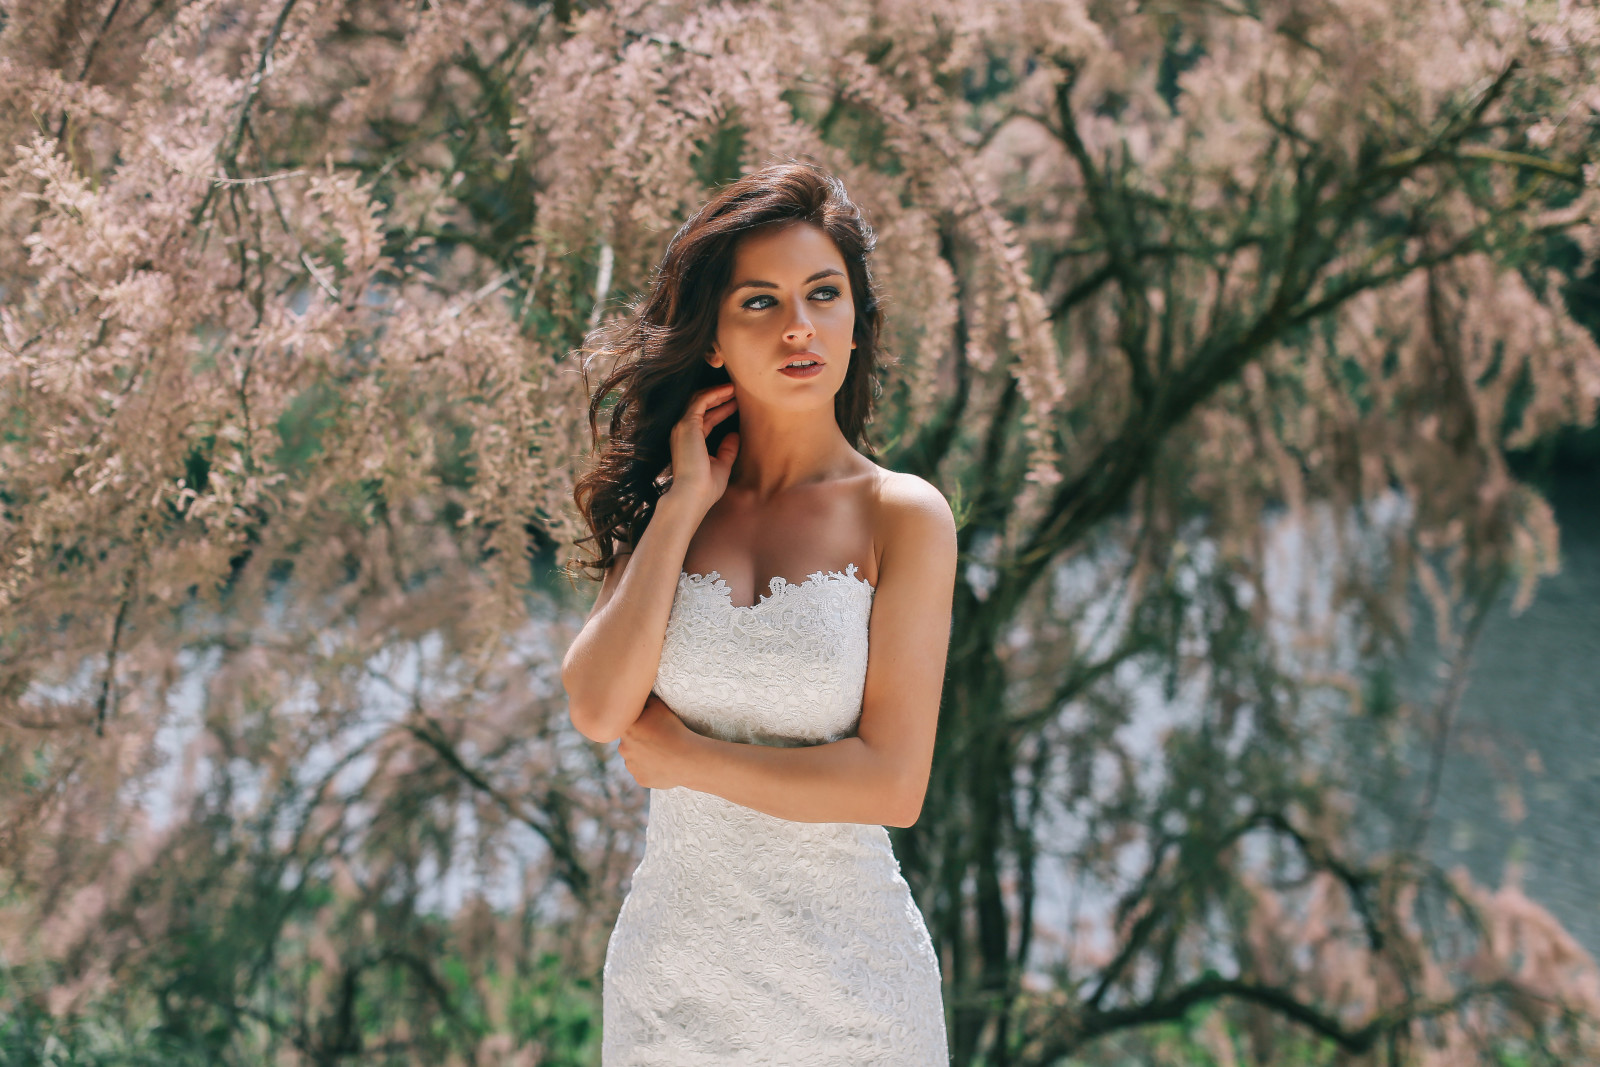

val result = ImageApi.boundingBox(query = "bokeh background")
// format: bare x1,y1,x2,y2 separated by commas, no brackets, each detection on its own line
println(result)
2,1,1599,1064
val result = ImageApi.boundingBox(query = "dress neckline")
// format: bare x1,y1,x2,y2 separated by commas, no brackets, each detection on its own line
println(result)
679,563,875,611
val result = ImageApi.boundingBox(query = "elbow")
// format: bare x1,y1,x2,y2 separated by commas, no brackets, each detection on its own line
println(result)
885,809,921,829
562,683,623,745
561,659,620,745
565,695,624,745
869,746,928,828
884,784,927,829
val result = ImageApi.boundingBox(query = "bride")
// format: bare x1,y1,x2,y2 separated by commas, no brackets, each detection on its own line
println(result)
561,160,956,1065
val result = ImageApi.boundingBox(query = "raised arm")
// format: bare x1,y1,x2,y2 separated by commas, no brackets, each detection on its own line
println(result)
650,472,958,826
561,383,740,744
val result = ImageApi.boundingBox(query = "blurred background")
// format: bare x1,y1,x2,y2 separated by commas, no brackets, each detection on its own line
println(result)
1,1,1598,1064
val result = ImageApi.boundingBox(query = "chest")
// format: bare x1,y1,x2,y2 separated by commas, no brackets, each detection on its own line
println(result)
680,486,877,609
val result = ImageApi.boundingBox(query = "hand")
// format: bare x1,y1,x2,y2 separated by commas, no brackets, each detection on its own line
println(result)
617,693,698,790
663,383,739,514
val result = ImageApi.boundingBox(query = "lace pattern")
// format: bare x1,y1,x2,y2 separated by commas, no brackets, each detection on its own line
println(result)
601,563,949,1065
656,564,874,748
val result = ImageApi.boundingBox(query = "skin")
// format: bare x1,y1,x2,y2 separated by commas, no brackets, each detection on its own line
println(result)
560,220,957,827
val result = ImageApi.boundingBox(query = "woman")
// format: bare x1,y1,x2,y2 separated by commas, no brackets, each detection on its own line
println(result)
561,160,956,1065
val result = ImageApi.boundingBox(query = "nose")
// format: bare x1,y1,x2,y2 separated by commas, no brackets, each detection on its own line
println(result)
783,305,816,344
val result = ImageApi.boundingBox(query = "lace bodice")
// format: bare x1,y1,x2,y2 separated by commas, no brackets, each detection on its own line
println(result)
601,561,949,1065
652,564,875,747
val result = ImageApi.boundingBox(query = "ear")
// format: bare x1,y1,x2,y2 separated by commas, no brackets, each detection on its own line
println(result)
708,341,724,368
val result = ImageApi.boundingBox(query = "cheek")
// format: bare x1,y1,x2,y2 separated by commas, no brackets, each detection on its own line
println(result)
822,302,855,336
718,323,764,366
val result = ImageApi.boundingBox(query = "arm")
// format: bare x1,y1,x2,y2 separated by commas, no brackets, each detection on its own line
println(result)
640,474,958,827
678,731,908,825
561,383,740,744
560,490,705,744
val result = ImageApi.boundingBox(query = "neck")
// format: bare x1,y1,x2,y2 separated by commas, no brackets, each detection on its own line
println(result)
726,399,858,501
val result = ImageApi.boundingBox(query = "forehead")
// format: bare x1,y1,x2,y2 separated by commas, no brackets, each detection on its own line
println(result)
730,221,847,276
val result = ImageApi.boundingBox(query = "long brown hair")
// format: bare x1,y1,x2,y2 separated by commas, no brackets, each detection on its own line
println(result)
569,161,885,580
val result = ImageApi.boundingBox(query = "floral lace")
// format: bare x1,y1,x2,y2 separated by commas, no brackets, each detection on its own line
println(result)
601,563,949,1065
657,564,875,747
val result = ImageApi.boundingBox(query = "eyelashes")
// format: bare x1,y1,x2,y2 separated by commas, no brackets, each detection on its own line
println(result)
741,286,842,311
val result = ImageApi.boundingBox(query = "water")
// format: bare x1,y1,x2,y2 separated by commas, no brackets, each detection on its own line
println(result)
1414,472,1600,957
1020,469,1600,983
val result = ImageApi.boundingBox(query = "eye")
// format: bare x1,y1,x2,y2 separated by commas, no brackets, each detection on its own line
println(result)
810,286,841,302
742,294,777,310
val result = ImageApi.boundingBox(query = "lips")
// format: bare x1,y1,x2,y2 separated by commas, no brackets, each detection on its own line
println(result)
778,353,826,380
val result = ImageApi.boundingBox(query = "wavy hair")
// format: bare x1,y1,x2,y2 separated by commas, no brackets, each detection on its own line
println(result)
569,161,885,580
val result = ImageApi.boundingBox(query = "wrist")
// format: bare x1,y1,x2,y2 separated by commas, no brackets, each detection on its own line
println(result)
657,486,711,525
672,724,709,789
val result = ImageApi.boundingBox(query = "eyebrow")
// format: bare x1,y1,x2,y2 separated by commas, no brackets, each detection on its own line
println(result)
729,268,845,293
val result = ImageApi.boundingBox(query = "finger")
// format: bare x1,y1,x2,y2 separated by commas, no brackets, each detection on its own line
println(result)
714,429,740,465
702,397,738,434
676,390,736,442
689,384,737,418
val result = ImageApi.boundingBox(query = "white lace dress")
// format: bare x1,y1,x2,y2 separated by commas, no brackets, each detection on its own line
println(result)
601,564,948,1066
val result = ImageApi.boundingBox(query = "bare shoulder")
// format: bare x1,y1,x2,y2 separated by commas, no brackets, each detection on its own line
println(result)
873,467,954,526
869,467,957,582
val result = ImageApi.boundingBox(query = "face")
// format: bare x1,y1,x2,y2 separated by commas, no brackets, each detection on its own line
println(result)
709,221,856,407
